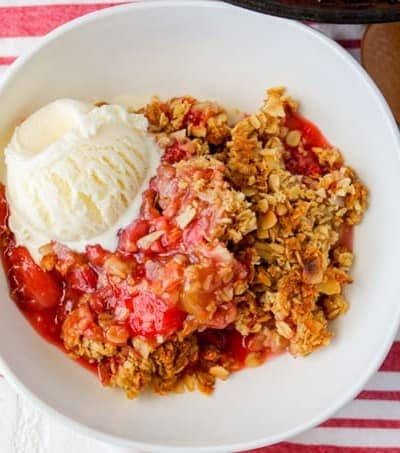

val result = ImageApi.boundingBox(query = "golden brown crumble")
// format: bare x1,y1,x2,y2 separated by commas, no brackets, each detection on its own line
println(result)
60,88,368,398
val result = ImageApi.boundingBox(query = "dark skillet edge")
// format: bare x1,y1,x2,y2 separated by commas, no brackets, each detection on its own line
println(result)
224,0,400,23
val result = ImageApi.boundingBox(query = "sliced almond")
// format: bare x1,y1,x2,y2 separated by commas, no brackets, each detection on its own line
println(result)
303,257,323,284
286,130,301,147
209,365,230,380
268,173,280,192
104,256,134,279
318,279,341,295
259,211,277,230
137,230,164,250
249,114,261,129
245,352,264,368
105,325,130,345
276,321,294,339
276,203,288,216
176,206,196,229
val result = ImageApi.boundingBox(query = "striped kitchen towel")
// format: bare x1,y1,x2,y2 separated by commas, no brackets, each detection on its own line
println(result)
0,2,399,452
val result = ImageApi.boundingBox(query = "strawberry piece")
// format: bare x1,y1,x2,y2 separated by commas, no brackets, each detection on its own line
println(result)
285,148,322,176
163,142,187,164
118,219,149,253
184,106,203,127
86,244,111,267
67,266,98,293
129,292,185,337
183,216,210,248
0,185,8,228
8,246,62,310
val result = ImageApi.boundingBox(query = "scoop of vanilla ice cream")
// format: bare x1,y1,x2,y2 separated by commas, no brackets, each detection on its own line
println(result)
5,99,160,262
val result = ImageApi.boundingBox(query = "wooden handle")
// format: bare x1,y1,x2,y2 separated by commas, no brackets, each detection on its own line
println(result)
362,23,400,124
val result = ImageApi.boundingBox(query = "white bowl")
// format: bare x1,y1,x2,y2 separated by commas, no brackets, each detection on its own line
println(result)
1,1,400,452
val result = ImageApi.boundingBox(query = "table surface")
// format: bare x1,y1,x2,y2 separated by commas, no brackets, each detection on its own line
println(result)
0,2,400,452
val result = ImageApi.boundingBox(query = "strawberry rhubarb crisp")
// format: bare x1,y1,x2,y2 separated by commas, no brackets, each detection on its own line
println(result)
0,88,367,398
